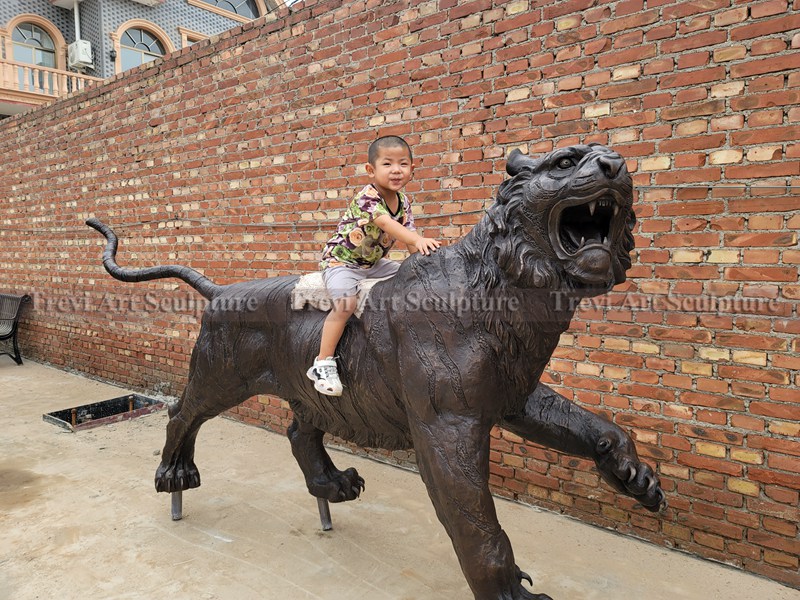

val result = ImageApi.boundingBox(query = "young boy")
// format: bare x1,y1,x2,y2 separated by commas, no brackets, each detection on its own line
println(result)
307,135,440,396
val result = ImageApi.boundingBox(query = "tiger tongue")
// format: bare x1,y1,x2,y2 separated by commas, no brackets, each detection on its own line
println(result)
572,246,612,281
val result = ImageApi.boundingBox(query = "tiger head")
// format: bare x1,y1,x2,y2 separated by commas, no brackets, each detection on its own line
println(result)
471,144,636,296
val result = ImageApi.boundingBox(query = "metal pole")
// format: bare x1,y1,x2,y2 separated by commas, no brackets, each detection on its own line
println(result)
171,491,182,521
73,0,81,40
317,498,332,531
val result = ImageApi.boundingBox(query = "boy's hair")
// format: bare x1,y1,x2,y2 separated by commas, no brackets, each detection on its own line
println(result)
367,136,413,165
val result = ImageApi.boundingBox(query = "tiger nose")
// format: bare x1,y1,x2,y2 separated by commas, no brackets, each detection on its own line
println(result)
598,154,624,179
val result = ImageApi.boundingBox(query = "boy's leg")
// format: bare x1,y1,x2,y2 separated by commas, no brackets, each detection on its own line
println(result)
309,298,355,396
318,295,357,359
319,263,400,346
366,258,401,279
319,266,362,358
308,262,400,395
308,267,361,396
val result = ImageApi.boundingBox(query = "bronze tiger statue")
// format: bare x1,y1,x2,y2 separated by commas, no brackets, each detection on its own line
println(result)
87,144,665,600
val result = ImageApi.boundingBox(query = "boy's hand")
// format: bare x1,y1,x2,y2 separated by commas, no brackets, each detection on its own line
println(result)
375,214,441,255
414,237,440,256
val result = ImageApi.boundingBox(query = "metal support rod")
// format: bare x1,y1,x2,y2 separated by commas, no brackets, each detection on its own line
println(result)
317,498,332,531
73,0,81,40
171,491,182,521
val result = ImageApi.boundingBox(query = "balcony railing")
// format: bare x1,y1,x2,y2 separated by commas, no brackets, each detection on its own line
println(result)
0,58,101,107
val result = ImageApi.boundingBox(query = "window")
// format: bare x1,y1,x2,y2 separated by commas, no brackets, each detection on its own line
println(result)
120,27,166,71
187,0,267,23
198,0,260,18
177,27,208,47
111,20,174,74
12,23,56,68
11,22,56,93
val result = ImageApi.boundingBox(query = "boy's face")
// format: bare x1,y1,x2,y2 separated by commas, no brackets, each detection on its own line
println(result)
365,145,414,198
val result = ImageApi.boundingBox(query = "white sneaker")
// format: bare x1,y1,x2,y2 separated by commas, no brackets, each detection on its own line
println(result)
306,357,343,396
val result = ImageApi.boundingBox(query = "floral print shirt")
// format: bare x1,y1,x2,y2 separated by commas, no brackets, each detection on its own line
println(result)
320,184,416,270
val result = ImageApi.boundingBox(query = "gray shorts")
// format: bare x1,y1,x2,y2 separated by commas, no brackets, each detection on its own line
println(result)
322,259,400,299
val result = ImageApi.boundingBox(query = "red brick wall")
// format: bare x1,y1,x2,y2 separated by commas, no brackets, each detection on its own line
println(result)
1,0,798,587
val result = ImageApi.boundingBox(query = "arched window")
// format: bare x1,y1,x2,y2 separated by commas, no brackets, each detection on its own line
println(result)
10,22,58,93
111,21,174,74
200,0,260,19
120,27,165,71
12,22,56,68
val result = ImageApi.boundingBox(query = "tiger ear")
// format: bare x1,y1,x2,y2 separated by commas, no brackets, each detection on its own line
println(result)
506,149,537,176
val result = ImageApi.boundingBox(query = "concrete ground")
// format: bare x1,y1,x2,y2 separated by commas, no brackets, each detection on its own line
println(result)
1,361,798,600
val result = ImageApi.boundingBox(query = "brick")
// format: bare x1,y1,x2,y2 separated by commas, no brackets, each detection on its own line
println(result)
661,100,725,121
506,87,530,102
751,0,789,19
641,156,670,171
764,550,799,569
710,149,743,164
730,415,764,432
584,103,610,118
715,7,748,27
712,115,745,131
711,81,745,98
727,232,797,247
729,197,800,212
735,91,800,112
732,350,767,366
728,479,761,497
597,79,658,100
655,266,719,279
750,402,800,420
769,421,800,436
698,348,729,361
680,391,745,411
505,0,529,16
662,0,729,20
612,65,641,81
674,120,709,136
724,267,797,282
731,14,800,41
556,15,582,31
672,249,704,263
599,9,659,35
714,45,747,62
728,161,800,178
730,382,766,399
746,146,782,161
694,531,726,551
731,449,765,464
695,441,726,458
752,39,788,55
706,250,739,263
661,31,727,53
769,453,800,474
732,54,800,78
717,332,787,351
677,511,745,539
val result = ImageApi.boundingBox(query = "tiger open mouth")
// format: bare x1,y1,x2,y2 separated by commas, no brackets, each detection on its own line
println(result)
549,192,621,260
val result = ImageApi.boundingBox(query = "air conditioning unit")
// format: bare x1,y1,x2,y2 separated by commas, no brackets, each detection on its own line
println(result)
68,40,93,69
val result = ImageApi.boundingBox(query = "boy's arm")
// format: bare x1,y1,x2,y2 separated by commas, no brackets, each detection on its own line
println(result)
373,214,440,256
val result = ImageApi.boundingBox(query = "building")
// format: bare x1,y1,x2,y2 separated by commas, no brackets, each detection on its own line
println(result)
0,0,289,117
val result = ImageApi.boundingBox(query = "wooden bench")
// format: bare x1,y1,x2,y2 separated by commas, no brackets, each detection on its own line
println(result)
0,293,31,365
